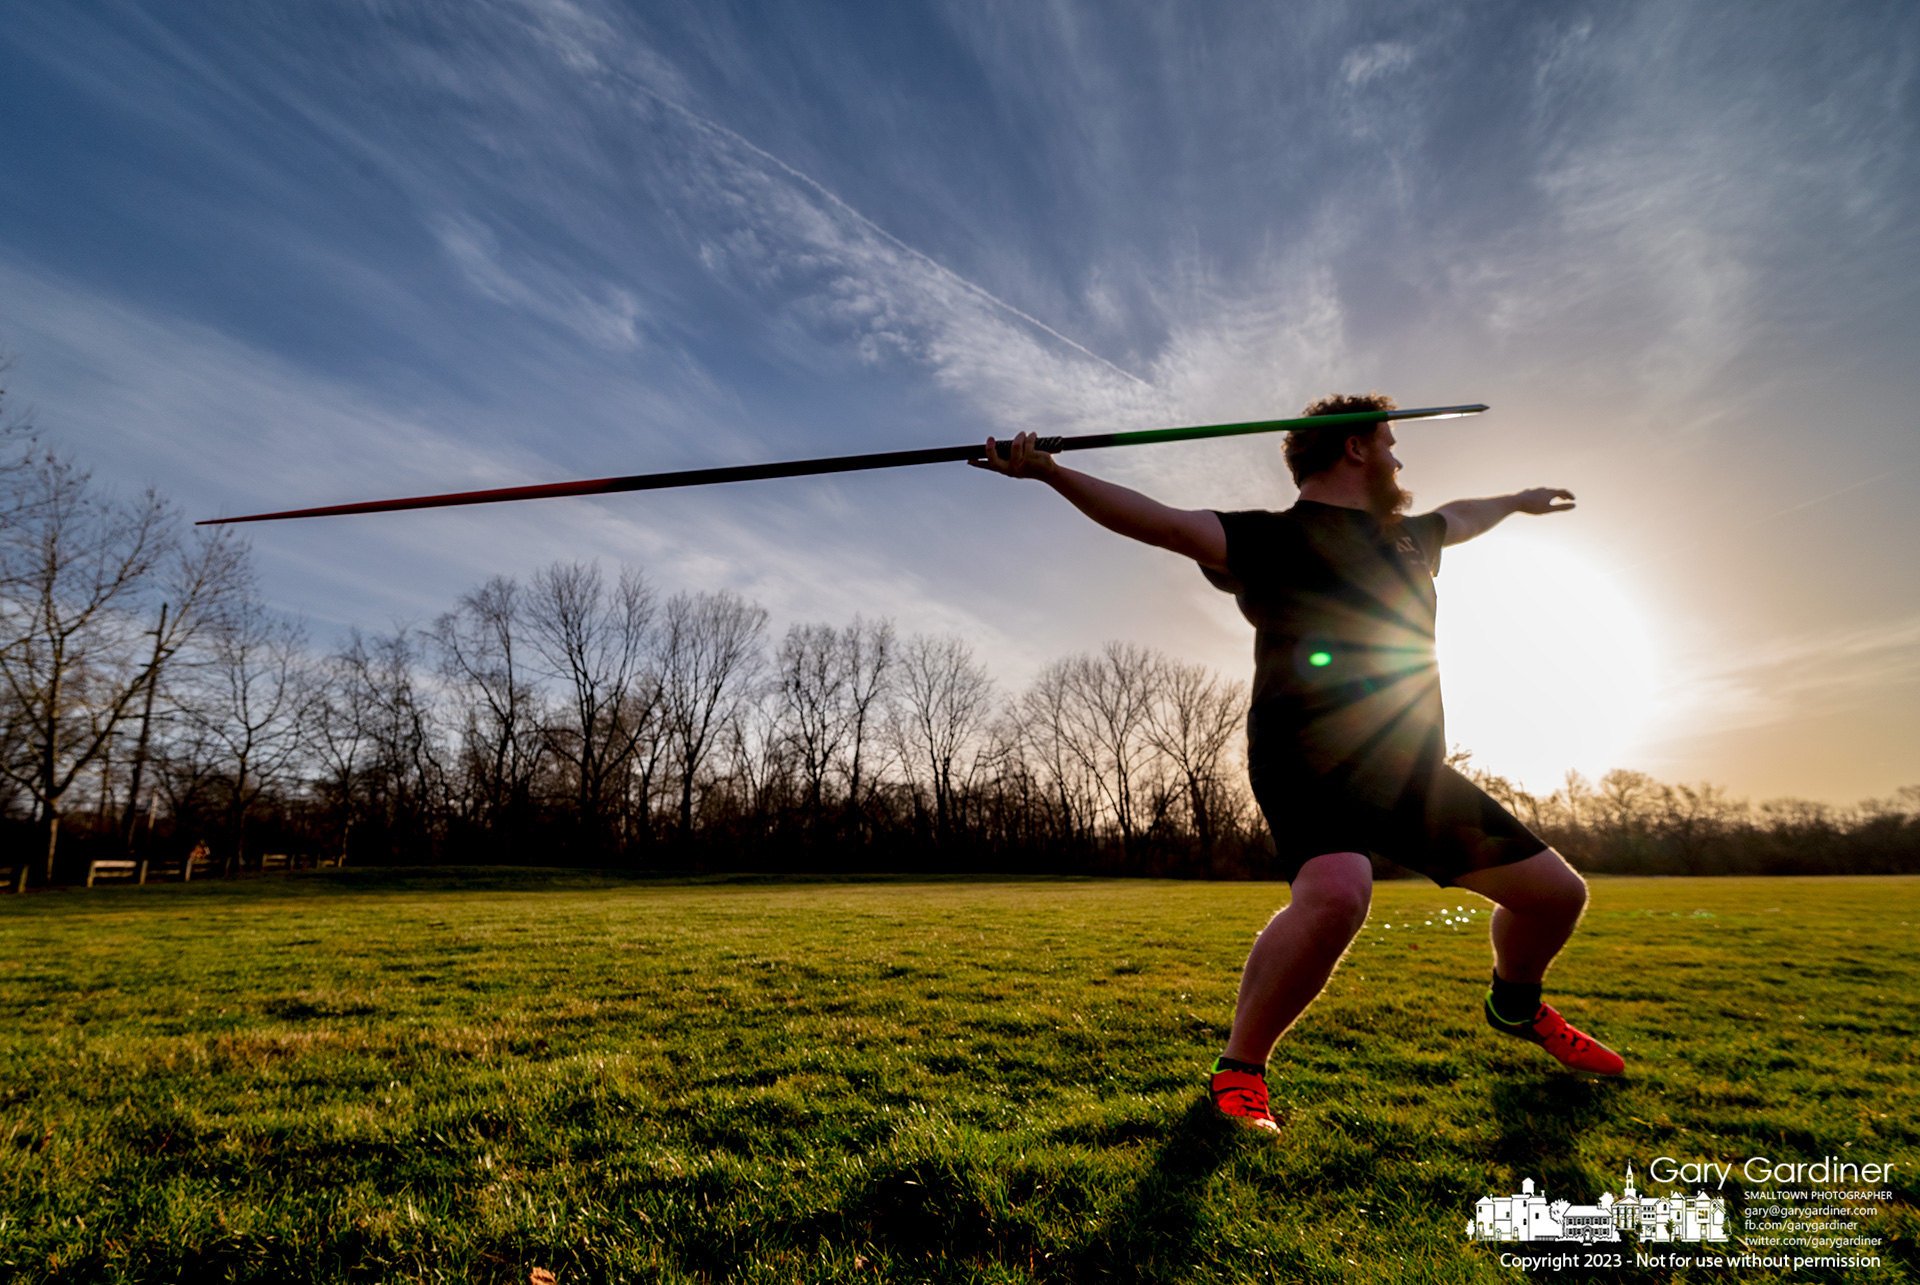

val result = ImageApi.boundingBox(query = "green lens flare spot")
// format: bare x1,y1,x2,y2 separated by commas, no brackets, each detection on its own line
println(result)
1308,651,1332,667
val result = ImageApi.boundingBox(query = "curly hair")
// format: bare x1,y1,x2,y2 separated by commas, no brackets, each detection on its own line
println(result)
1282,392,1398,485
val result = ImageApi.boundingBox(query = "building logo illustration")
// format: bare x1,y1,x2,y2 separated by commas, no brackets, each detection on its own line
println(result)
1467,1165,1730,1246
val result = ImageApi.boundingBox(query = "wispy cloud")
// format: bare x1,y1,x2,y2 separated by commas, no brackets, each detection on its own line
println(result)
608,88,1167,435
1341,42,1415,88
432,214,647,350
1458,5,1919,407
652,95,1150,388
1665,613,1920,736
487,0,1366,456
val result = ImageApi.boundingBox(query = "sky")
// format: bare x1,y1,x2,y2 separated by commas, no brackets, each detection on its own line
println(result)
1,0,1916,803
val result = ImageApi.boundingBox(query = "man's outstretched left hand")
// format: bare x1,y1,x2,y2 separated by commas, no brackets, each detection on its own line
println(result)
1438,488,1577,545
1512,487,1576,515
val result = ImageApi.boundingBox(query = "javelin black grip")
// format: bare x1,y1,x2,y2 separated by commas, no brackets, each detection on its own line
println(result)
992,436,1065,459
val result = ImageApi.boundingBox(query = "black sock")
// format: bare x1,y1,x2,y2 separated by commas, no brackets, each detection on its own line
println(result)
1488,971,1542,1024
1212,1055,1265,1077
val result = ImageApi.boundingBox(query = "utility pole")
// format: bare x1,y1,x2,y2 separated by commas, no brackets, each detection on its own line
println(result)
122,603,168,881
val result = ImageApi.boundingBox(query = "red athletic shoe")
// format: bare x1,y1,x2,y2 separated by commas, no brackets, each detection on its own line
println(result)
1487,998,1625,1075
1209,1068,1282,1133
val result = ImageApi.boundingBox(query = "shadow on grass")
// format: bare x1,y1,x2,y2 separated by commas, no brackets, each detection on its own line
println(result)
1487,1074,1627,1198
1063,1095,1255,1284
807,1096,1249,1284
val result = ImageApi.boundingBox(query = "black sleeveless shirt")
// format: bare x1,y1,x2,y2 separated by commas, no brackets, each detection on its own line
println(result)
1202,501,1449,801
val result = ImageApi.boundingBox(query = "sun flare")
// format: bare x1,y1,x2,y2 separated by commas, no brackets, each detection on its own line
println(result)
1434,537,1658,791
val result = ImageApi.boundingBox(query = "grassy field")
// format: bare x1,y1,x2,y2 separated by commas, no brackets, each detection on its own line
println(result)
0,870,1914,1284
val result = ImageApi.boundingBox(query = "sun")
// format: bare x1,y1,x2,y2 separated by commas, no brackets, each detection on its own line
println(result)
1433,535,1659,791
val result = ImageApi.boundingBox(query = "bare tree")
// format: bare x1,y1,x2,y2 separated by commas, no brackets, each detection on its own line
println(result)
1142,657,1246,860
117,602,171,854
0,687,29,824
723,687,791,838
971,707,1041,851
891,633,994,842
776,621,848,828
1043,642,1160,854
318,629,446,863
836,616,894,832
1555,770,1595,844
0,450,243,888
432,576,547,845
1017,657,1101,846
1658,780,1742,871
1597,768,1655,833
152,708,225,855
618,683,674,847
304,642,373,864
658,590,768,838
524,562,658,853
179,595,309,875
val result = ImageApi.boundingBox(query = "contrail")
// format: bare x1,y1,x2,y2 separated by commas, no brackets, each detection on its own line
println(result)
639,87,1154,390
1752,469,1910,522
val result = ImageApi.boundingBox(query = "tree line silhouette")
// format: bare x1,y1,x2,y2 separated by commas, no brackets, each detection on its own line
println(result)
3,371,1915,886
1458,763,1919,877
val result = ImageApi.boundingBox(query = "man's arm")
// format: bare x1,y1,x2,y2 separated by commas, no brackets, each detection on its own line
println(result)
969,431,1228,569
1434,488,1576,546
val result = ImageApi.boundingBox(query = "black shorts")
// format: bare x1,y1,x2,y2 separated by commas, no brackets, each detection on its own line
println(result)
1249,760,1548,886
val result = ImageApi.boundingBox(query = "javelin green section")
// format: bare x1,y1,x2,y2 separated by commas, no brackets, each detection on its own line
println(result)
1096,403,1488,449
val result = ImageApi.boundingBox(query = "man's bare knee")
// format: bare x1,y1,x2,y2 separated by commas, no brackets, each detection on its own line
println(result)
1324,883,1373,933
1290,852,1373,936
1499,864,1587,936
1462,848,1588,923
1535,851,1589,922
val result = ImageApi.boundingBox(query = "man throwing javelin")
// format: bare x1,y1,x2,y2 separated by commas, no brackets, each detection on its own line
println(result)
972,392,1623,1135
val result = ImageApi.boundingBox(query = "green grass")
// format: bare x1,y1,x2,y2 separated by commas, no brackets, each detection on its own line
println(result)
1,871,1915,1284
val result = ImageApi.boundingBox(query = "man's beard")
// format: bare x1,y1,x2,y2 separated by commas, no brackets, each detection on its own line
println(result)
1365,454,1412,523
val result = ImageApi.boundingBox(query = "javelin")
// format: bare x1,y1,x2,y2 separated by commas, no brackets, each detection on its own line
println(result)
198,404,1487,525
